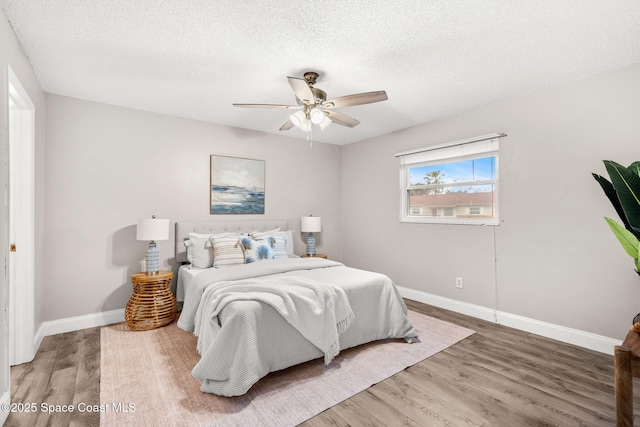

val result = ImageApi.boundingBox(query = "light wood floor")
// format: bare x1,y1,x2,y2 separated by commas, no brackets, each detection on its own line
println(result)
6,300,636,426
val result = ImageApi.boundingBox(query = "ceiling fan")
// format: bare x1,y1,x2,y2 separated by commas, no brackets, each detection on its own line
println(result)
232,71,388,132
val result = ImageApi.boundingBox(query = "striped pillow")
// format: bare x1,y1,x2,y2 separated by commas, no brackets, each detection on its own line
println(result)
251,230,288,259
211,236,245,268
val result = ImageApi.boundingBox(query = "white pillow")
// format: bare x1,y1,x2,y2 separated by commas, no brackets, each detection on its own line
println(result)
183,237,213,269
211,236,245,268
284,230,294,257
240,236,274,263
251,230,288,259
257,227,280,234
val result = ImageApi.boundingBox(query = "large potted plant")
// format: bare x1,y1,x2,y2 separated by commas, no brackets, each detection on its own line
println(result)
593,160,640,326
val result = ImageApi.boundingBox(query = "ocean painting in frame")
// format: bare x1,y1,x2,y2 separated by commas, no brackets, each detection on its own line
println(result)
210,155,265,214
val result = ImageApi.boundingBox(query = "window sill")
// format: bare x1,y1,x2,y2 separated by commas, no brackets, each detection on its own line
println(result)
399,217,499,226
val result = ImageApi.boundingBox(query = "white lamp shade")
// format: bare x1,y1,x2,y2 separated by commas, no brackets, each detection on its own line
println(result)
310,108,325,125
301,216,321,233
136,218,170,241
290,110,305,127
318,115,332,130
299,118,311,132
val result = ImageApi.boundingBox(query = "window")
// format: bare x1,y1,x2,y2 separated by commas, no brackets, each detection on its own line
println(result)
397,134,504,225
469,206,481,215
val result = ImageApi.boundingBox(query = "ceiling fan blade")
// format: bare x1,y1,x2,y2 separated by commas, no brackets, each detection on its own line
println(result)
325,110,360,128
233,103,298,109
287,77,315,104
279,120,294,131
323,91,388,108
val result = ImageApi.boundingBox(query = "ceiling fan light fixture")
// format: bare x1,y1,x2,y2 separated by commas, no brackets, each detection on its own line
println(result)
299,118,312,132
233,71,388,135
290,110,305,128
310,108,325,125
318,115,332,130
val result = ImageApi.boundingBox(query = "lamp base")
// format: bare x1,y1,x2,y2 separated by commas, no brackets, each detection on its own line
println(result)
145,241,159,274
306,233,316,256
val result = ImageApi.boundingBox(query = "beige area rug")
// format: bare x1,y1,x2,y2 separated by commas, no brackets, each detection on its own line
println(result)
100,310,475,427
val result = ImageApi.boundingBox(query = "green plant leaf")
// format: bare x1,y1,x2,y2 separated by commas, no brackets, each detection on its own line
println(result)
605,217,640,259
604,160,640,235
629,161,640,176
592,173,637,237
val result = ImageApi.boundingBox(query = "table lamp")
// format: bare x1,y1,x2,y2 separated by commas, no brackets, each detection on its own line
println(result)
301,215,321,256
136,215,170,274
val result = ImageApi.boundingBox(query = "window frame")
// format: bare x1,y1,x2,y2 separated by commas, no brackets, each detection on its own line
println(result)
397,134,504,225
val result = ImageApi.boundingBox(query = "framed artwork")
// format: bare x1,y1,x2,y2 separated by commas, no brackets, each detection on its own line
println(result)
210,155,265,214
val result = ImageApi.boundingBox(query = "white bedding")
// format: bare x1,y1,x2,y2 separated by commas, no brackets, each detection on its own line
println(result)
177,258,418,396
176,264,203,302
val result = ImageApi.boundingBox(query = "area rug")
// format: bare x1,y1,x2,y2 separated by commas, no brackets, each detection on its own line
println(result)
100,310,474,426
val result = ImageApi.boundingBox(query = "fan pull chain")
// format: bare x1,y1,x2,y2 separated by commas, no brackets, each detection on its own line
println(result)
307,127,313,148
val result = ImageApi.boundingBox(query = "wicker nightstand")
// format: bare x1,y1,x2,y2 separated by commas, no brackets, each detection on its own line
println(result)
125,270,176,331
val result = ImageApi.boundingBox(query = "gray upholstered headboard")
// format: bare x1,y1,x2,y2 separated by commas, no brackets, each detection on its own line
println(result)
175,220,289,263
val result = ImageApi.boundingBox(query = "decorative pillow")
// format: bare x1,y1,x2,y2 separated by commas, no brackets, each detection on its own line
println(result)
251,230,288,259
183,237,213,269
211,236,245,268
240,236,274,263
184,232,240,268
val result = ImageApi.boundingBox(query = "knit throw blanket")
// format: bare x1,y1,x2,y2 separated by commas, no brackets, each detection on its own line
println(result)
194,275,355,364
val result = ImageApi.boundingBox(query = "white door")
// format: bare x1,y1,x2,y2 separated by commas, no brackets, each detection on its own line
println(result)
7,65,35,367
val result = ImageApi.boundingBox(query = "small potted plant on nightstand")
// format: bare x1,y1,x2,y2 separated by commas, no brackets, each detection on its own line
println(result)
593,160,640,330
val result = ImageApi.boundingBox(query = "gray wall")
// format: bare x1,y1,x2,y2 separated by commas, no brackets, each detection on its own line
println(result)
43,62,640,343
0,8,46,402
17,14,639,347
44,94,342,321
341,62,640,340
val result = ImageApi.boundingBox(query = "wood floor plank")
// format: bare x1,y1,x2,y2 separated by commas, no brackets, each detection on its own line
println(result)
35,366,77,427
349,389,421,426
423,354,611,426
326,397,383,427
70,328,101,427
5,349,57,427
301,409,351,427
440,337,616,416
379,372,487,426
8,300,634,427
367,375,483,426
407,360,553,426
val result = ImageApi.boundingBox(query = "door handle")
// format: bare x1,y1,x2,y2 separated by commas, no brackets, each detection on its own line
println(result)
10,244,16,252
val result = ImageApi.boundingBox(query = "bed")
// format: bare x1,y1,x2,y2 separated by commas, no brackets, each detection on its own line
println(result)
175,220,418,397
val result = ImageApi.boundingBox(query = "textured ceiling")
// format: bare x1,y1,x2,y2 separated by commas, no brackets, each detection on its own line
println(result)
2,1,640,145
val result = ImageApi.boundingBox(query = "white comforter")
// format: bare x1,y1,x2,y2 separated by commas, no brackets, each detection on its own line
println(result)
193,275,355,364
178,258,418,396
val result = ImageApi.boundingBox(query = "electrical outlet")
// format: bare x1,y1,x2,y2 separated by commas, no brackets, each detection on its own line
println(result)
455,277,463,288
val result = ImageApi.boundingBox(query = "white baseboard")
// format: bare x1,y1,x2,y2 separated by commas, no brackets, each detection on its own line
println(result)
398,286,621,355
1,391,9,425
496,311,620,356
34,309,125,350
399,287,498,323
